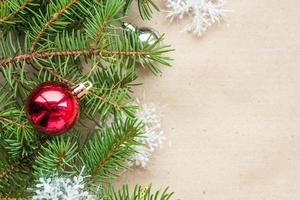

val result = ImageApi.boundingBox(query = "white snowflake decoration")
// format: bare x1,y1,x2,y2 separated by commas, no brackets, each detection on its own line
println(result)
165,0,227,36
130,100,165,168
31,168,96,200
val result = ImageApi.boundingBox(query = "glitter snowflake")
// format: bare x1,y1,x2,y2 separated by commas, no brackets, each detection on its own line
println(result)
31,168,96,200
129,100,166,168
165,0,227,36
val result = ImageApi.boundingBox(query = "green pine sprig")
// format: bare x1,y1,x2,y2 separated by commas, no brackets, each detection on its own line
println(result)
104,184,174,200
80,118,144,181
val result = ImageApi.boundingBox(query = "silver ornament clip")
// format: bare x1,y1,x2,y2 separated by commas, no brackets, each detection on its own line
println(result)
122,22,159,46
122,22,136,32
72,81,93,98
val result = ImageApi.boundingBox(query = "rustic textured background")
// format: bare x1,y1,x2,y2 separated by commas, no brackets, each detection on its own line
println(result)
116,0,300,199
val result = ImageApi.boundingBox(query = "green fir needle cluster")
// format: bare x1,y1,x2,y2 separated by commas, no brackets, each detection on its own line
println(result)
0,0,173,199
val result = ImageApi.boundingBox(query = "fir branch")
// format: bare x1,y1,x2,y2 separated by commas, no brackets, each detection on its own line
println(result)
89,129,131,177
87,91,123,109
89,63,138,92
104,184,174,200
84,0,124,49
1,31,173,76
0,151,34,197
0,136,50,197
33,136,79,177
0,0,32,23
0,64,35,99
91,17,109,49
0,109,37,158
0,89,38,158
80,118,143,181
29,0,80,51
106,32,173,74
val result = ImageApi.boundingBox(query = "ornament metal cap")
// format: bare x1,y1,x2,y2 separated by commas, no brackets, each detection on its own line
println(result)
72,81,93,98
122,22,136,31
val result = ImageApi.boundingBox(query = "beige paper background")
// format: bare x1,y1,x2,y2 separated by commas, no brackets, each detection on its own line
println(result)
115,0,300,199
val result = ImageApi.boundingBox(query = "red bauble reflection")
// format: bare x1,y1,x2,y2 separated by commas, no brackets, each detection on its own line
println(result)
26,82,79,135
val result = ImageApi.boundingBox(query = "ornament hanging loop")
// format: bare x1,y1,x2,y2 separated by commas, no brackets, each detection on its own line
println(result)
72,81,93,98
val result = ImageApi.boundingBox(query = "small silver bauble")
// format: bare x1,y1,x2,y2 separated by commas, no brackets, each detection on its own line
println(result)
122,22,159,46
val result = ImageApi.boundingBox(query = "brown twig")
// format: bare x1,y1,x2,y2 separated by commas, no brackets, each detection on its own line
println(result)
0,49,147,66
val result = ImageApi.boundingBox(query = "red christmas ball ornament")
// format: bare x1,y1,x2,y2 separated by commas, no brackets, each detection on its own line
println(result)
26,81,92,136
